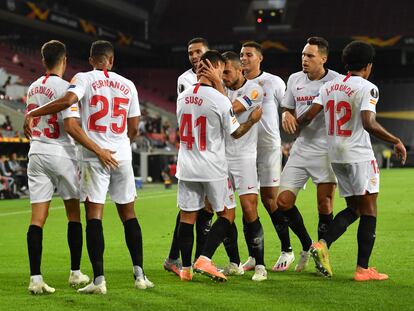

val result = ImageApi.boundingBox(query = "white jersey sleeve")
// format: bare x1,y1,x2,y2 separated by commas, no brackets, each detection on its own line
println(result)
222,105,240,135
128,85,141,118
61,102,80,119
281,75,297,109
360,85,378,113
177,69,197,95
67,73,88,101
236,82,264,111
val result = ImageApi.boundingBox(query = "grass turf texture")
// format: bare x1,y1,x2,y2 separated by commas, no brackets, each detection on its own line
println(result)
0,168,412,311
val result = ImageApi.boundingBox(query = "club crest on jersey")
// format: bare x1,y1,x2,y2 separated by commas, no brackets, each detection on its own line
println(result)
370,88,379,98
243,95,254,106
250,90,259,100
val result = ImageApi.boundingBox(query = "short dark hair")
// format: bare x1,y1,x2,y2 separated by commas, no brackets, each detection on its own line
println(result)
307,37,329,56
200,50,225,67
188,37,209,49
242,41,262,55
41,40,66,69
342,41,375,71
90,40,114,59
222,51,241,66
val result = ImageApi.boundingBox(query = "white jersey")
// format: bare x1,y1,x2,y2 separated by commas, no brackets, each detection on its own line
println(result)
313,74,377,163
176,83,240,181
67,69,141,161
247,71,285,147
282,70,339,153
177,68,197,95
26,75,79,159
225,80,263,159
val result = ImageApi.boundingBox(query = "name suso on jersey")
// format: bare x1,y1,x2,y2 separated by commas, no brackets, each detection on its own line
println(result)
176,83,240,182
313,74,378,163
26,75,79,159
67,69,140,161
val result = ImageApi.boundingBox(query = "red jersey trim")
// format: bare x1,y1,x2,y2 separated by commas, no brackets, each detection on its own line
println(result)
343,73,352,82
193,83,201,94
42,73,51,84
103,68,110,78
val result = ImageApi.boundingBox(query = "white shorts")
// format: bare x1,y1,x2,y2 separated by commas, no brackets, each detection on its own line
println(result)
280,150,337,191
80,160,136,204
28,154,79,203
257,147,282,187
178,178,236,212
228,157,258,195
331,160,380,197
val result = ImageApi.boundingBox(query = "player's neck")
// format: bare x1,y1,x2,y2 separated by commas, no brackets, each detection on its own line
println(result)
46,67,63,78
245,68,261,80
307,68,326,81
347,70,365,78
232,77,246,90
198,76,213,86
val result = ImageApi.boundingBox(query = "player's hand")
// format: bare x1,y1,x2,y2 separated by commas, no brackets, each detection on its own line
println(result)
248,106,263,123
97,149,119,169
282,111,298,134
23,113,33,139
198,59,221,85
394,140,407,165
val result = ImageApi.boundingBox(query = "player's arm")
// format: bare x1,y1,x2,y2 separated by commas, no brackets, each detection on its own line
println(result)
281,108,297,134
127,116,140,143
231,106,263,139
64,117,119,169
297,103,323,127
24,92,78,139
232,100,247,114
280,75,297,134
233,83,264,114
361,111,407,164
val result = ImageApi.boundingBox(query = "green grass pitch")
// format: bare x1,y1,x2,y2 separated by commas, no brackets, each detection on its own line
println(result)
0,168,413,311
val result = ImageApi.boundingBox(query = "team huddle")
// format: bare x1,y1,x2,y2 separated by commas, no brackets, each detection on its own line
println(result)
23,36,407,295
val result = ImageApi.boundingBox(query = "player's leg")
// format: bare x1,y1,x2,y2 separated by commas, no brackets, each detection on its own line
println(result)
63,199,90,287
26,155,55,294
193,179,234,281
177,180,204,281
194,200,214,260
164,212,182,276
78,161,108,294
277,190,312,253
56,156,89,287
354,160,387,281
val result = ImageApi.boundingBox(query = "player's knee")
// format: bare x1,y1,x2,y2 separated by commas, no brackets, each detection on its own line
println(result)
276,191,294,211
318,197,333,214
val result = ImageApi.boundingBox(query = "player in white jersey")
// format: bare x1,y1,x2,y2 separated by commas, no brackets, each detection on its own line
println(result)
25,40,153,293
176,51,262,282
164,37,212,276
239,41,287,273
24,40,89,294
275,37,339,273
217,51,267,281
298,41,406,281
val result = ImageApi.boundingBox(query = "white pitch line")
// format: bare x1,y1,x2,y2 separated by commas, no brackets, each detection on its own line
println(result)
0,192,176,217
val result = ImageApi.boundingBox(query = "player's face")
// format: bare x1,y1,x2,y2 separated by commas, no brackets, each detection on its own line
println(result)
188,43,208,70
222,61,241,89
302,44,326,74
240,47,262,74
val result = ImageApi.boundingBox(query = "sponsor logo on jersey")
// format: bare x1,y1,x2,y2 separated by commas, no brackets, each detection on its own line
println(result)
370,88,379,98
243,95,253,106
296,86,305,90
68,85,76,89
251,90,259,100
247,186,255,190
178,84,185,93
296,95,316,102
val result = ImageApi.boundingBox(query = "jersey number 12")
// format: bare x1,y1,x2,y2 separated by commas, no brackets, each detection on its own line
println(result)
326,100,352,137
